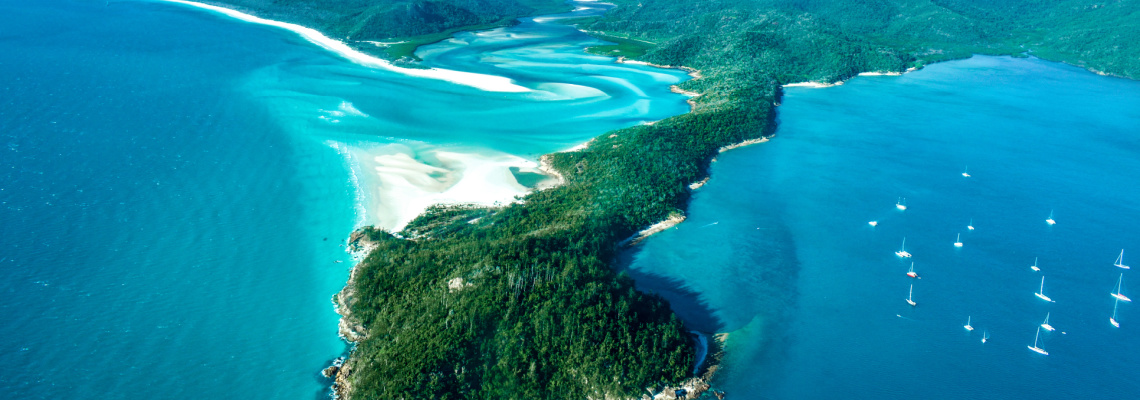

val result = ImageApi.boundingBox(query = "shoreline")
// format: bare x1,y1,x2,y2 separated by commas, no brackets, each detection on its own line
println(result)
341,143,538,232
156,0,531,93
782,67,917,89
614,56,703,80
164,0,721,397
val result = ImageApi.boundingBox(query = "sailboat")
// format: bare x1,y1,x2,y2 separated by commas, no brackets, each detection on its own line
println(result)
1041,312,1055,331
1115,249,1130,269
1046,210,1056,225
954,233,963,248
906,284,917,307
962,166,970,177
1111,298,1121,328
1028,326,1049,355
1111,273,1132,302
964,316,974,331
1031,257,1040,272
968,218,975,231
981,330,989,343
1035,276,1054,302
907,262,918,278
895,237,912,258
896,197,907,211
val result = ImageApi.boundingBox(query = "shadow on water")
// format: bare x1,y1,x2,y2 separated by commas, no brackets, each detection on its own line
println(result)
617,255,728,333
616,174,806,396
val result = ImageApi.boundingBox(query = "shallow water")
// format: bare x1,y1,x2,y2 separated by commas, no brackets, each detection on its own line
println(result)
0,0,688,398
228,0,691,229
629,56,1140,399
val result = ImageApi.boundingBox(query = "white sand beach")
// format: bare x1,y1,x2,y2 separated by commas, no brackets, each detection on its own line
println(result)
342,143,538,232
158,0,531,93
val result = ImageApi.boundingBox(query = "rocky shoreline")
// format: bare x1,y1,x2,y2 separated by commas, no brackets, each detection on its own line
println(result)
637,333,727,400
325,229,380,399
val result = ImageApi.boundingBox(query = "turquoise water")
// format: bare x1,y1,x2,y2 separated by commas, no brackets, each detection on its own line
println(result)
629,56,1140,398
0,0,687,398
216,0,690,228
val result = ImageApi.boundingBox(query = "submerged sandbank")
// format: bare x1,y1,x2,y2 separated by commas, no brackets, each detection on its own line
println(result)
157,0,531,93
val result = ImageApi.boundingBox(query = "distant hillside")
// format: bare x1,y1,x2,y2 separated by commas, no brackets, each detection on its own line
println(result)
205,0,570,59
584,0,1139,83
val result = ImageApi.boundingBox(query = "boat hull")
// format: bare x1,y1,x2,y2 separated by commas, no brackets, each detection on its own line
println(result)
1035,293,1054,302
1028,346,1049,355
1111,293,1132,302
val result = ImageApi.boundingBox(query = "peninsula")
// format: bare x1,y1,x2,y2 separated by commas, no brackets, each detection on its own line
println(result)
197,0,1140,398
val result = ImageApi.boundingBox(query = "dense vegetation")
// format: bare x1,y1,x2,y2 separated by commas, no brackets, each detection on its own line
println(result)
202,0,1139,398
204,0,570,59
584,0,1139,83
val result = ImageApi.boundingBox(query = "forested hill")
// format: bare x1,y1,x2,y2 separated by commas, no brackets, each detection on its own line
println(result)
584,0,1139,83
203,0,570,59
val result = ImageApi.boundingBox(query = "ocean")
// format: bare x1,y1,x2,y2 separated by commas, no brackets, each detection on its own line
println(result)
628,56,1140,399
0,0,688,398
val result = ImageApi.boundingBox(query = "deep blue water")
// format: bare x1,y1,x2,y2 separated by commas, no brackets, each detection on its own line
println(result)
630,56,1140,399
0,1,355,398
0,0,687,398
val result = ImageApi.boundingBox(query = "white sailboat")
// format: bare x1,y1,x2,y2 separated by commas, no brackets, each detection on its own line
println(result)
907,262,918,278
1046,210,1056,225
896,197,907,211
1115,249,1130,269
1111,298,1121,328
968,218,975,231
1035,276,1054,302
954,233,963,248
895,237,912,258
1111,273,1131,302
906,284,917,307
1031,257,1040,272
981,330,989,343
1028,326,1049,355
962,165,970,178
964,316,974,331
1041,312,1055,332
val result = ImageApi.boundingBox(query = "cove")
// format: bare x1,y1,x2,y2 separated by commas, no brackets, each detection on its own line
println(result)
629,55,1140,398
